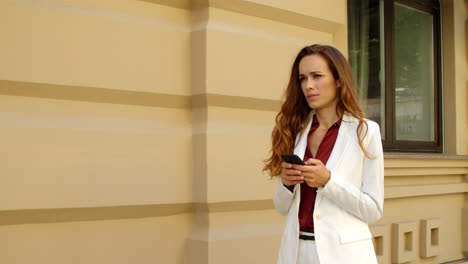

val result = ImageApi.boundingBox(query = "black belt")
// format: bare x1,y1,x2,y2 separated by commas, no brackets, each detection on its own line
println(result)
299,234,315,241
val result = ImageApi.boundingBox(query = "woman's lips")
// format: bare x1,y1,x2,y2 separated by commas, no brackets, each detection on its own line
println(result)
307,94,319,101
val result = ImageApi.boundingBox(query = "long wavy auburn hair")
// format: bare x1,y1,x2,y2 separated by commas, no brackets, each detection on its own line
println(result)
263,44,371,177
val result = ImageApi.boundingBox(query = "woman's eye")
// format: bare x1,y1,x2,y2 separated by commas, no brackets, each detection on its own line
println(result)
313,74,322,78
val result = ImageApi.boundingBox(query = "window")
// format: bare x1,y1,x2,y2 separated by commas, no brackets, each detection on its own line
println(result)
348,0,441,152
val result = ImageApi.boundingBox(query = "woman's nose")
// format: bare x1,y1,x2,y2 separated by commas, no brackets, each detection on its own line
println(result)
306,79,315,90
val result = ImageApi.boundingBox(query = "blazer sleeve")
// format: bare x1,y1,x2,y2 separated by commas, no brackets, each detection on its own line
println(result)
273,179,297,216
318,122,384,223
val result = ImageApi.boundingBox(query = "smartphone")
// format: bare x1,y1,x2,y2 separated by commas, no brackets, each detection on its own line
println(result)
281,154,305,165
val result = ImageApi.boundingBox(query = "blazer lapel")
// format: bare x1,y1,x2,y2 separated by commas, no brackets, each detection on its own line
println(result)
315,113,354,206
325,113,353,170
294,112,354,168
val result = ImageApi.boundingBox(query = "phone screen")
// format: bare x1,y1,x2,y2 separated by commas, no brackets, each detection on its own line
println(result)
281,154,305,165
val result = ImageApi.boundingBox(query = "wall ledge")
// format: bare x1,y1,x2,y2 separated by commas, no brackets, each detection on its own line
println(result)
385,153,468,160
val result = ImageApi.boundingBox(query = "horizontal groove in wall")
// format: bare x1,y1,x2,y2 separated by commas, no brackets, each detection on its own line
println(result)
0,203,193,226
0,200,274,226
384,167,468,177
3,181,468,225
385,183,468,199
192,94,280,111
140,0,341,32
384,175,465,186
0,200,275,226
384,153,468,160
0,80,281,112
0,80,192,109
384,156,468,168
139,0,190,9
194,199,274,213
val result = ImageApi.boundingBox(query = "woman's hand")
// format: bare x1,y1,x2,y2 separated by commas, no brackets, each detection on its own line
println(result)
280,162,304,187
292,159,330,188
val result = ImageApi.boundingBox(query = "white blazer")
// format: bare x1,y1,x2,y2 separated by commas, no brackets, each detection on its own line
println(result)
274,112,384,264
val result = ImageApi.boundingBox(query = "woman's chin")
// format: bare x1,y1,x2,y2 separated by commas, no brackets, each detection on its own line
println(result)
308,103,321,110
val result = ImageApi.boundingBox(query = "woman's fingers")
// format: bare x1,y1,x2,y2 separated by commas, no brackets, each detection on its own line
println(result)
302,174,322,187
281,168,304,186
304,158,323,166
282,172,303,180
285,168,301,176
282,164,314,186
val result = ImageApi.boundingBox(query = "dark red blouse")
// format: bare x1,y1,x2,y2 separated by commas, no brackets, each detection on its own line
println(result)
299,115,341,233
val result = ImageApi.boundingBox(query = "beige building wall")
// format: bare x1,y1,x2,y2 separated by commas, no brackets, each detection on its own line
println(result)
0,0,467,264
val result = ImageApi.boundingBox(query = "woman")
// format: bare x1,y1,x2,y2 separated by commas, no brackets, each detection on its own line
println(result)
264,44,384,264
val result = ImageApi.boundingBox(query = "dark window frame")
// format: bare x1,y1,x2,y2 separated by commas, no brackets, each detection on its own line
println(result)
381,0,442,152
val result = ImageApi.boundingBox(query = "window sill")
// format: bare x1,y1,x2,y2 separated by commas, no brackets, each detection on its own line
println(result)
384,153,468,160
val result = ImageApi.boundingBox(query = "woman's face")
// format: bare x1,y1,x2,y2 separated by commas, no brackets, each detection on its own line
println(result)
298,54,340,111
